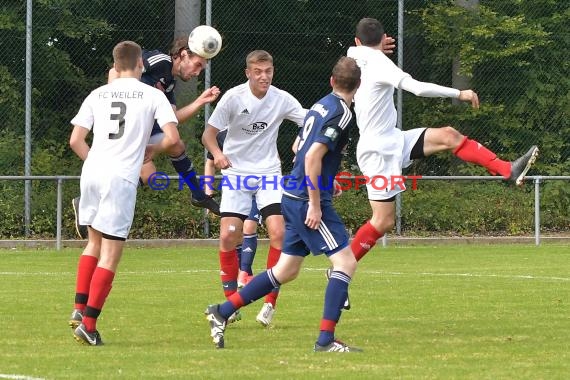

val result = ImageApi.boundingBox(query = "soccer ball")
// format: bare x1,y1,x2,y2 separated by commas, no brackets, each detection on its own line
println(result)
188,25,222,59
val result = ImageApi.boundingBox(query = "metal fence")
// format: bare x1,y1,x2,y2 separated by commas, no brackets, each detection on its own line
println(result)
1,175,569,249
1,0,568,239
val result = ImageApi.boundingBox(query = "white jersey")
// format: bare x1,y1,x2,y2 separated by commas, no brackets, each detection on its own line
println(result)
347,45,410,138
208,82,306,175
71,77,177,184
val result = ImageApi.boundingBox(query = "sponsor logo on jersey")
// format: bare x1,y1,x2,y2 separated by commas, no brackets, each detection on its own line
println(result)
242,121,268,135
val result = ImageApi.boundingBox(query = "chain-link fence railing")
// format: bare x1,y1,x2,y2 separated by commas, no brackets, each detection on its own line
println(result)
1,0,568,239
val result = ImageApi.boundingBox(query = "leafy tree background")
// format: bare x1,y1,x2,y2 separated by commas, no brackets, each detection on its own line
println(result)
0,0,567,238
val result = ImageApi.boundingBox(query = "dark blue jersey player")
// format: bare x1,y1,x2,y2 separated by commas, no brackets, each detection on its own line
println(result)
72,36,221,238
205,56,363,352
115,39,220,215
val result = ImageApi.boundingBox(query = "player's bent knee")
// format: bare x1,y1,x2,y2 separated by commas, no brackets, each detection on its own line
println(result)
274,266,299,284
441,126,463,149
219,230,242,248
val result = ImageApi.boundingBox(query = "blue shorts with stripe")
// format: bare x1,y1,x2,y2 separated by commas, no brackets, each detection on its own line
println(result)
281,195,349,257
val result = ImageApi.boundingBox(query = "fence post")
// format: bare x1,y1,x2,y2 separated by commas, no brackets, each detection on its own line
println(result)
534,177,541,246
395,0,404,235
56,178,63,250
25,0,33,237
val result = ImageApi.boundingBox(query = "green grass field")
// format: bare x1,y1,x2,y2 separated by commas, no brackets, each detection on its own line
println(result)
1,244,569,379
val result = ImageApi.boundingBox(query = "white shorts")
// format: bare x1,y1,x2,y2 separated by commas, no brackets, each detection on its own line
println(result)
356,128,425,201
219,173,283,216
79,174,138,239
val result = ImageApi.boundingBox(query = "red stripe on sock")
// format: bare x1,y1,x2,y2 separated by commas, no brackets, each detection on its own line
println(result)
74,255,98,310
351,221,383,261
320,319,337,333
228,292,245,309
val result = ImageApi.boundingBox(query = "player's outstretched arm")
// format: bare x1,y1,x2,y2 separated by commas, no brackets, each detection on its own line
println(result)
175,86,221,124
458,89,480,109
400,76,481,106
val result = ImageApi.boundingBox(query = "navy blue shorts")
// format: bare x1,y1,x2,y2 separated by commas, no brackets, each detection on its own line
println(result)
150,121,162,136
281,196,349,257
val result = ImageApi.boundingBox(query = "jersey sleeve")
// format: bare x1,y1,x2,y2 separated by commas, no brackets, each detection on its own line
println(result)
155,92,178,129
70,94,95,131
372,54,411,88
314,116,344,151
314,106,352,152
283,93,308,127
208,92,232,130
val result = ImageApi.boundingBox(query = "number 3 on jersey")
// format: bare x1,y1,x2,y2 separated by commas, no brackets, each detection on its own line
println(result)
109,101,126,140
296,115,315,152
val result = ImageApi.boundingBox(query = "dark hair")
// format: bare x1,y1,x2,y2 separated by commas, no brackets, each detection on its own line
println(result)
355,17,384,46
112,41,142,71
332,56,361,92
169,36,192,59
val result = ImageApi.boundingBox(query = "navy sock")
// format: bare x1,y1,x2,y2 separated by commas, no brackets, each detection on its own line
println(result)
240,234,257,274
218,270,280,319
170,153,206,200
236,244,242,268
317,270,351,346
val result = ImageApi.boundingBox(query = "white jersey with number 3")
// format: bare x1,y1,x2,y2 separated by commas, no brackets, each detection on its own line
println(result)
71,77,177,184
208,82,306,175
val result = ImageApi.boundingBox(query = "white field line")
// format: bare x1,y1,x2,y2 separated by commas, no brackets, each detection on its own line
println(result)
1,268,569,282
0,375,46,380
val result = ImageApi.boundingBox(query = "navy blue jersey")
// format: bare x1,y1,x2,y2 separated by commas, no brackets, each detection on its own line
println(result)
285,93,353,203
141,49,176,136
141,49,176,105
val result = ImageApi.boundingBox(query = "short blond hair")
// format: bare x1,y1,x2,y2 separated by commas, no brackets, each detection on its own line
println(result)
246,50,273,67
112,41,142,72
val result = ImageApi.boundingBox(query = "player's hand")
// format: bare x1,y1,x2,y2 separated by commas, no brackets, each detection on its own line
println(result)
458,90,479,109
333,180,343,198
381,34,396,55
198,86,221,104
213,154,232,170
305,203,322,230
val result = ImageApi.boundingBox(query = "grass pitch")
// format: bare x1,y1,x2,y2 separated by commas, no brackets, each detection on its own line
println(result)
1,244,569,379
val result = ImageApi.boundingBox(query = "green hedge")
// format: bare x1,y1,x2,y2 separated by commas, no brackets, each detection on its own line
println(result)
1,178,567,239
